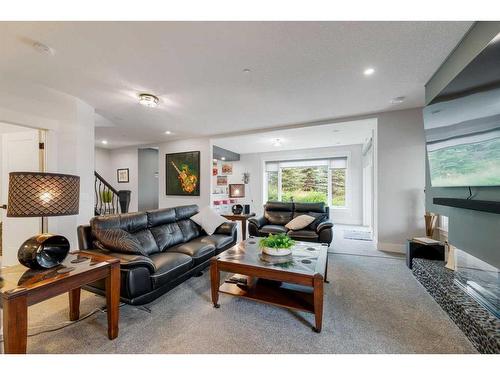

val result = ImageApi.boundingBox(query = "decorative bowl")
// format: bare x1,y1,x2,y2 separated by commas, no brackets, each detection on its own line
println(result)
261,246,292,256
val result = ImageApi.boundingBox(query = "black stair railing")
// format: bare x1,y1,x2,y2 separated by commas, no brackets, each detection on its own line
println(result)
94,171,131,215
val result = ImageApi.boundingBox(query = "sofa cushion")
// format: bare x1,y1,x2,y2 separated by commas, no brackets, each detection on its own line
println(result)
287,229,319,242
259,224,288,235
264,202,294,225
285,214,316,231
119,212,149,232
175,204,199,220
150,222,184,251
294,202,326,214
168,239,216,265
200,234,233,250
178,219,202,242
147,207,176,227
92,228,146,256
131,229,160,255
149,252,193,288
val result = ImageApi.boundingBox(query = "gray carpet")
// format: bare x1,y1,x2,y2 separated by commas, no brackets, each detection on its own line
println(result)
18,253,476,353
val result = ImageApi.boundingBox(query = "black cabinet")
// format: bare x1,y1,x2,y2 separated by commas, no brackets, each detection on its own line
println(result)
406,240,445,269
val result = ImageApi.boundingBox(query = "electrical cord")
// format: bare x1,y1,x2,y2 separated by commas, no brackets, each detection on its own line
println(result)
0,303,126,343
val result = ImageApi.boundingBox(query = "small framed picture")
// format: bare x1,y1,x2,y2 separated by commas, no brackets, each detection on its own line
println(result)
217,176,228,186
221,162,233,175
117,168,129,183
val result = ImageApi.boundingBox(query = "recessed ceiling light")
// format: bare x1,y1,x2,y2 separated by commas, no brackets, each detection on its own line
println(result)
363,68,375,76
273,138,282,147
390,96,406,104
243,68,251,73
138,93,159,108
33,41,55,56
101,140,108,145
164,130,172,135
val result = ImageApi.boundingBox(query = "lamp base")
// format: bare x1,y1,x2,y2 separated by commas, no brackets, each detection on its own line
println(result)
18,233,70,269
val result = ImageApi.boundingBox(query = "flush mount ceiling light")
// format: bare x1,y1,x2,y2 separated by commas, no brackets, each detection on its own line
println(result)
101,140,108,145
138,93,160,108
164,130,172,135
272,138,282,147
33,41,55,56
363,67,375,76
390,96,406,104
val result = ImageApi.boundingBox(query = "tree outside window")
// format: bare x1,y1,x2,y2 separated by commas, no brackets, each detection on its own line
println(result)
265,158,347,207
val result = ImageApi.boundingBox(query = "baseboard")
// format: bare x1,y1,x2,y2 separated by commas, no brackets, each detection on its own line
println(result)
377,242,406,254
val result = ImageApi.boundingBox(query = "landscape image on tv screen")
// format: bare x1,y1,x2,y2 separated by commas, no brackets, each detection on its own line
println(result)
424,88,500,187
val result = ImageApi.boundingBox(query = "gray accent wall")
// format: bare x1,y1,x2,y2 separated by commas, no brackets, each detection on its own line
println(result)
425,22,500,268
138,148,159,212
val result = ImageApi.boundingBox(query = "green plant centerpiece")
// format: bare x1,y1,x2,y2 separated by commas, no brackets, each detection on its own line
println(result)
259,233,295,256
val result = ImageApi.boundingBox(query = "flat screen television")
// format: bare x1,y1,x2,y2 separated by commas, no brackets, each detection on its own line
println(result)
424,33,500,187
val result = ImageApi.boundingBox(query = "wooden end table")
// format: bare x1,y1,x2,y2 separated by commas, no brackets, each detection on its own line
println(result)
0,251,120,354
221,213,256,240
210,239,329,332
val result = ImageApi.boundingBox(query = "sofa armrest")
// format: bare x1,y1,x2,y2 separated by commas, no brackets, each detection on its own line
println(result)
316,220,333,234
248,216,266,229
214,221,237,237
81,248,156,274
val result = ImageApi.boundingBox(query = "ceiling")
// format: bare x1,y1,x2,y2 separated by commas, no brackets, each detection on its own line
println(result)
0,21,472,149
213,119,375,154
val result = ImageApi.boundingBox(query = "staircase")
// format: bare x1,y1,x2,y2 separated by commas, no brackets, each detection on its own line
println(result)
94,171,131,215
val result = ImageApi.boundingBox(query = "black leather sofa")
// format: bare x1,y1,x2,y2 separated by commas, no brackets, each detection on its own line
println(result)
248,202,333,245
77,204,237,305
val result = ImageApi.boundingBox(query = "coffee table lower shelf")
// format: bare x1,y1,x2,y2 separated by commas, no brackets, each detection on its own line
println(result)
219,274,315,314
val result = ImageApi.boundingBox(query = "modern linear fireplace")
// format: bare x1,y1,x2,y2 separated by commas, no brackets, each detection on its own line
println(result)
453,249,500,319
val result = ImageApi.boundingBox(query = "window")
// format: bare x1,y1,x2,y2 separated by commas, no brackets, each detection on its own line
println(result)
265,158,347,207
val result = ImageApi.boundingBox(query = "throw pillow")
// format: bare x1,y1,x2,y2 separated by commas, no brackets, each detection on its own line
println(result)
93,228,146,255
285,214,316,231
307,211,328,230
190,206,227,235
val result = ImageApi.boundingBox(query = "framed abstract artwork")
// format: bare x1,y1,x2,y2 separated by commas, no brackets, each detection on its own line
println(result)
165,151,200,196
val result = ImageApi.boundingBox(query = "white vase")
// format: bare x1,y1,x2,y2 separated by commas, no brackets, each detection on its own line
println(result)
261,247,292,256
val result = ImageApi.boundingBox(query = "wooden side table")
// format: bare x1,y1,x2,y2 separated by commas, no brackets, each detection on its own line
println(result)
0,251,120,354
221,213,256,240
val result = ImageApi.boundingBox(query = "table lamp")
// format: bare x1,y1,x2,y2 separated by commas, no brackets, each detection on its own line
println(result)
7,171,80,269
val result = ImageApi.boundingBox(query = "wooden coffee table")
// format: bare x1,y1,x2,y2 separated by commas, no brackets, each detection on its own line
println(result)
210,238,329,332
0,251,120,354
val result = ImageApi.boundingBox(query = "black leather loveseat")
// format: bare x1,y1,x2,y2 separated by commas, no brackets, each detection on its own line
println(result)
77,204,237,305
248,202,333,245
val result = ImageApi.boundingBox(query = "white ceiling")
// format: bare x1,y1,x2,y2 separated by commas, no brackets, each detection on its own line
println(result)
213,119,375,154
0,22,472,148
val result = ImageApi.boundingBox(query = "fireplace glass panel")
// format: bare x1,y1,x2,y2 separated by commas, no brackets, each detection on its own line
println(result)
454,249,500,318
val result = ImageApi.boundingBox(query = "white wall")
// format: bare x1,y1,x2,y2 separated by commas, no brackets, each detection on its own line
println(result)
158,138,211,209
376,108,426,252
217,144,364,225
94,146,140,212
95,147,115,185
0,78,95,251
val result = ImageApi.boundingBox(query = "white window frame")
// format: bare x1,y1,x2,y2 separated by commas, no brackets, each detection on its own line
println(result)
263,156,349,208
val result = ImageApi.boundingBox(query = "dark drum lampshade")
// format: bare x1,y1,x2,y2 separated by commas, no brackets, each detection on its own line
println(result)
7,172,80,269
7,172,80,217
